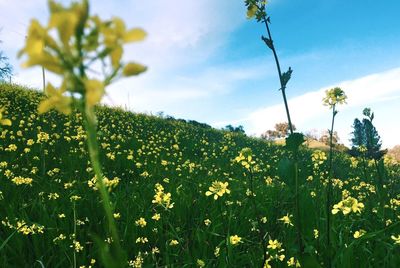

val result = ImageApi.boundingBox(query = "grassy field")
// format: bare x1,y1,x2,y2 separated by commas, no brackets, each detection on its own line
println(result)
0,83,399,267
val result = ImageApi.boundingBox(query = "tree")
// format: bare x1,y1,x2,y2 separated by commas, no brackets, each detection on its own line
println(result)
388,145,400,162
223,124,245,134
319,130,339,146
261,122,296,140
349,108,386,160
0,35,13,81
0,51,12,81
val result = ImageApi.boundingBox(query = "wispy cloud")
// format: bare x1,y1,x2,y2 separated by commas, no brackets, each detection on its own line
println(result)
238,67,400,147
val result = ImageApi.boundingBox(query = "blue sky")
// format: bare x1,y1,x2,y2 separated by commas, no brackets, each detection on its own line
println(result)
1,0,399,148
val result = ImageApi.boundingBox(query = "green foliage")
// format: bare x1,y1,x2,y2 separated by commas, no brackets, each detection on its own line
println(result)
0,51,12,81
261,122,296,141
285,132,305,153
223,124,245,134
1,85,399,267
350,108,385,160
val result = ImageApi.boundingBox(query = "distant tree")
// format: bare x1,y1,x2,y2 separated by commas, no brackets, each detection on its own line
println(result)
349,108,386,160
0,36,13,81
0,52,12,81
261,122,296,140
319,130,339,146
388,145,400,162
223,124,245,134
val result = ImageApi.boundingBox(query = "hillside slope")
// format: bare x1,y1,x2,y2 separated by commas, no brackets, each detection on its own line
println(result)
1,83,399,267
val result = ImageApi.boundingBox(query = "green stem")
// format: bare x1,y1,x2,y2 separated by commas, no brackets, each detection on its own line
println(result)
83,111,125,267
248,167,268,266
326,105,336,268
262,17,294,134
73,202,77,268
294,159,303,253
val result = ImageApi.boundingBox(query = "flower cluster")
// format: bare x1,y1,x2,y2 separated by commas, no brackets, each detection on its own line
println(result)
205,181,231,200
152,183,174,209
332,196,364,215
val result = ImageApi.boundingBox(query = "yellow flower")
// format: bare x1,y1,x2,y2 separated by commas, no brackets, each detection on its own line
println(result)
152,183,174,209
204,219,211,226
323,87,347,108
332,196,364,215
314,229,319,239
246,4,258,19
391,235,400,245
135,217,147,228
0,107,12,126
205,181,230,200
169,239,179,246
229,235,242,245
287,257,301,267
151,213,161,221
278,213,294,226
214,246,220,257
122,62,147,77
71,240,84,252
11,176,33,186
38,83,72,115
197,259,205,267
84,79,104,108
267,239,282,250
353,229,366,239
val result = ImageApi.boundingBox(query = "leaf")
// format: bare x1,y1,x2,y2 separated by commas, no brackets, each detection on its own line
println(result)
124,28,146,42
299,253,322,268
278,157,295,189
122,62,147,76
285,132,305,152
0,230,17,251
261,35,273,49
281,67,293,88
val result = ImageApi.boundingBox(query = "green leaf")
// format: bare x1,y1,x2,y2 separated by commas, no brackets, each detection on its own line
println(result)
300,253,322,268
261,35,273,49
285,132,305,152
278,157,295,189
281,67,293,88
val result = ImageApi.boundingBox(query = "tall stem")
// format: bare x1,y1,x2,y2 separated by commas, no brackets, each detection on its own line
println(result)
261,11,302,254
326,105,336,268
83,112,125,267
294,160,303,252
263,18,294,135
248,168,268,265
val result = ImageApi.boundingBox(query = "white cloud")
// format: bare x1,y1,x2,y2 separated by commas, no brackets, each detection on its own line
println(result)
2,0,248,102
242,67,400,148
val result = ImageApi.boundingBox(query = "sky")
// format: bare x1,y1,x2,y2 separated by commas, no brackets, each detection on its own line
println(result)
1,0,400,148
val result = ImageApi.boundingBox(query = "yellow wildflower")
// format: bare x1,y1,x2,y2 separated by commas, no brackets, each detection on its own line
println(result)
353,229,366,239
205,181,230,200
135,217,147,228
278,213,294,226
0,107,12,126
229,235,242,245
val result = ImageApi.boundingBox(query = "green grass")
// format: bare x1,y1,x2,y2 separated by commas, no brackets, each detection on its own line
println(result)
0,83,399,267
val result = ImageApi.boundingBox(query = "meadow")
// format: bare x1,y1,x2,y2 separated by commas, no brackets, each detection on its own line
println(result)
1,0,400,267
0,84,399,267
